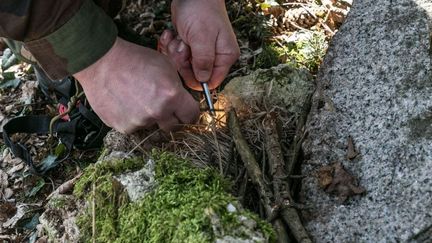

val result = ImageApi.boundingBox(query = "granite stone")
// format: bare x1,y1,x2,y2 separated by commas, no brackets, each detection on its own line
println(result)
301,0,432,241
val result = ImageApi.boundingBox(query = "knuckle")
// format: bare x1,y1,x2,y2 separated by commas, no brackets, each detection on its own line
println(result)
194,55,215,67
148,108,164,121
161,88,180,106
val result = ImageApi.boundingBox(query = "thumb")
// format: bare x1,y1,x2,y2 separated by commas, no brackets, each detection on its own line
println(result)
188,32,217,82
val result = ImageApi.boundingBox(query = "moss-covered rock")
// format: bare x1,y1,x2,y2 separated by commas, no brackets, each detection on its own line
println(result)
73,151,274,242
223,64,314,115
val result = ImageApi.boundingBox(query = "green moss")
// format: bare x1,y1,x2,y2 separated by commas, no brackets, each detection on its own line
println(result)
74,151,274,242
74,157,144,242
49,196,67,209
259,33,327,73
255,44,282,69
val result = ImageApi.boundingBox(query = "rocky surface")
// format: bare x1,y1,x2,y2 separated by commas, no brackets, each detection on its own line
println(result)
301,0,432,242
115,159,156,202
223,64,313,114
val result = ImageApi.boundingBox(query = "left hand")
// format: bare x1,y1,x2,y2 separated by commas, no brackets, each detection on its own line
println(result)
159,0,240,90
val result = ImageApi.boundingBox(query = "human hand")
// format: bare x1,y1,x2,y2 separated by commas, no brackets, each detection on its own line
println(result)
159,0,240,90
73,37,200,134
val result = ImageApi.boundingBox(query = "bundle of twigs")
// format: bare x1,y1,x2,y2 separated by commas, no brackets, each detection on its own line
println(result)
228,109,311,243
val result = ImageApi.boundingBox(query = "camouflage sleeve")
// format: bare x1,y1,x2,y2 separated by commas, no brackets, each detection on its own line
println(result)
0,0,118,80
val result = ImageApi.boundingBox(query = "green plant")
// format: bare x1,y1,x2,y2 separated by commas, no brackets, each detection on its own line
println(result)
74,151,274,242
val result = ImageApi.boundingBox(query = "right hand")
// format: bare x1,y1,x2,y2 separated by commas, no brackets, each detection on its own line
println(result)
73,37,200,134
158,0,240,90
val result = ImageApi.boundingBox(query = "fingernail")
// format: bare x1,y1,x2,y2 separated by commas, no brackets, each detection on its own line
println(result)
177,41,186,53
197,70,211,81
161,31,168,42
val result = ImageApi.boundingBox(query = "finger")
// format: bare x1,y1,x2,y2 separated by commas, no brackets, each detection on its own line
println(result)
157,115,181,132
187,29,217,82
164,38,201,90
159,30,175,55
207,31,240,89
170,42,200,89
167,39,191,69
184,51,238,90
173,90,200,125
207,53,238,89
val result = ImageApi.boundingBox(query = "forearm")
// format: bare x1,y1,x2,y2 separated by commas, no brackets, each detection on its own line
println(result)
0,0,83,41
0,0,119,80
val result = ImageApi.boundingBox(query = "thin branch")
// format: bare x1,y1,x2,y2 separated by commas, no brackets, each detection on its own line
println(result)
228,110,289,241
228,109,273,215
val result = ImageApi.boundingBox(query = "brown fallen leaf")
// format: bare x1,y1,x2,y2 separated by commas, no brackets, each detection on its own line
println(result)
0,169,8,189
347,135,359,160
0,201,16,222
36,236,48,243
317,162,365,202
317,165,333,189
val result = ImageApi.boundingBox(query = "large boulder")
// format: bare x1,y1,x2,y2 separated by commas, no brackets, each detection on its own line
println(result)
301,0,432,241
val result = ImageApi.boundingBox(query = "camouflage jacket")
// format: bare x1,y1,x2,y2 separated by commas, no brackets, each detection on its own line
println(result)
0,0,123,79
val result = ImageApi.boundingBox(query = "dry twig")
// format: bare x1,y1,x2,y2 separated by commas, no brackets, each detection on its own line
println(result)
228,110,289,242
229,109,312,243
126,129,161,156
263,112,312,243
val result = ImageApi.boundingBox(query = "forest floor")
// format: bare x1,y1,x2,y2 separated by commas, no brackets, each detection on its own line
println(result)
0,0,351,242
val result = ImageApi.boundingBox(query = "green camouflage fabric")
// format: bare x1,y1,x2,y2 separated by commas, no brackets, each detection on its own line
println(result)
0,0,124,80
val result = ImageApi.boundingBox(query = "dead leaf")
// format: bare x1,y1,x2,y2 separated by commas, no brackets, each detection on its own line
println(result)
0,169,8,189
317,165,333,188
3,204,27,228
3,188,13,199
7,163,24,175
20,81,38,105
317,162,365,202
36,236,48,243
2,203,42,228
347,135,359,160
2,151,21,167
0,201,16,222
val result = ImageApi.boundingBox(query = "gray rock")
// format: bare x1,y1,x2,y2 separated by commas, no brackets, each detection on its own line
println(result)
39,194,80,242
115,159,156,202
207,206,267,243
301,0,432,242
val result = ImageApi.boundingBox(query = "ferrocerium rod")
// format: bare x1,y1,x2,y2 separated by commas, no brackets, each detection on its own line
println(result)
200,82,216,116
